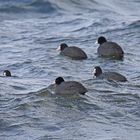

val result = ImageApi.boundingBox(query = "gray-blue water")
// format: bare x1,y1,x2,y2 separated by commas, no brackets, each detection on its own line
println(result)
0,0,140,139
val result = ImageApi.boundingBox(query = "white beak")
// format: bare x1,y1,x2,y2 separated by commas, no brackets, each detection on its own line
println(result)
92,68,96,75
52,80,55,84
56,46,61,51
95,40,98,45
3,72,6,76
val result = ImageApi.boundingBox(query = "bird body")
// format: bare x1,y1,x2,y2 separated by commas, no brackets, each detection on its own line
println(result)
54,77,87,95
97,36,124,59
58,43,87,60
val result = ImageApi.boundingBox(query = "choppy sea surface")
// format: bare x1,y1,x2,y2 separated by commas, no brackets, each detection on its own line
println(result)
0,0,140,140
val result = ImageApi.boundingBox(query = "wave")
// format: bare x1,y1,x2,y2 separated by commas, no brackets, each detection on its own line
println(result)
0,0,57,14
28,0,57,13
128,20,140,28
0,0,139,18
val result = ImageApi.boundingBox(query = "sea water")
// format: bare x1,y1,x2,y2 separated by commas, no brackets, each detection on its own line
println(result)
0,0,140,139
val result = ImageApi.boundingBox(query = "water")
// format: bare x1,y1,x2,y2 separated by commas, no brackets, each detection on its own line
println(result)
0,0,140,139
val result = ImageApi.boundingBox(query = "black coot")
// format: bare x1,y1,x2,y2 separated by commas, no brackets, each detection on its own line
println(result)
54,77,88,95
97,36,124,59
57,43,87,60
93,66,127,82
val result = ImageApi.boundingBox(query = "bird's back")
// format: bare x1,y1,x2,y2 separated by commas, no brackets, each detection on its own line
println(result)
61,46,87,60
98,42,124,59
55,81,87,95
102,72,127,82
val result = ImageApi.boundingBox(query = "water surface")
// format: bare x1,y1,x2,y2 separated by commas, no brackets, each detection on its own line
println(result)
0,0,140,139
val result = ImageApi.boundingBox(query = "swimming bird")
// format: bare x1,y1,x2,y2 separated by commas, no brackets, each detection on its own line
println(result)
57,43,87,60
93,66,127,82
3,70,11,77
54,77,87,95
97,36,124,59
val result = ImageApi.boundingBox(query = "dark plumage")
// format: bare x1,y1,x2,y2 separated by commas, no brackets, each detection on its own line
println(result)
97,36,124,59
3,70,11,77
58,43,87,60
93,66,127,82
54,77,88,95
